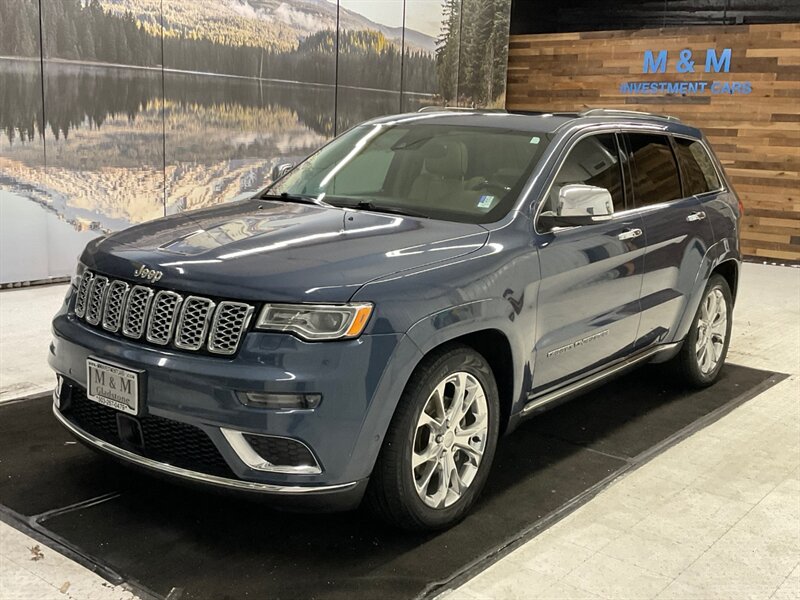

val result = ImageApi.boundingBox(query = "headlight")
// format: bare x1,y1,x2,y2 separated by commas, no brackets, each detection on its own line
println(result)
255,303,373,341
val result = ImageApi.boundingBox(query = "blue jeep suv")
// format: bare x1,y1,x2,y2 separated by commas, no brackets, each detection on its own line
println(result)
49,108,741,530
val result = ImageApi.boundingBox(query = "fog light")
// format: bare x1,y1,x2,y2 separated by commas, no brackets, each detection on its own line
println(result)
242,392,322,410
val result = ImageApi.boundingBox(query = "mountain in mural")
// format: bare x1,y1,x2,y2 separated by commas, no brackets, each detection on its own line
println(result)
100,0,436,53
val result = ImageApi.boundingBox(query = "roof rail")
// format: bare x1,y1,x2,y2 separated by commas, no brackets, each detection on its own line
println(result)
417,106,473,113
579,108,681,122
416,106,506,113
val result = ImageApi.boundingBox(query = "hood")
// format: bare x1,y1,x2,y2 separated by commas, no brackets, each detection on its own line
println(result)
82,199,488,303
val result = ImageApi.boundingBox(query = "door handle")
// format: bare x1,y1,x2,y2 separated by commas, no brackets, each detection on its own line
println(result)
617,228,643,241
686,211,706,222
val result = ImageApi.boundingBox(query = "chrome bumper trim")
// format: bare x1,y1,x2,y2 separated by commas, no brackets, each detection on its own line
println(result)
221,428,322,475
52,403,358,495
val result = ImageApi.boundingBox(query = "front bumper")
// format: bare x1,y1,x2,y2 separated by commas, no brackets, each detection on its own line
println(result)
49,296,423,505
52,401,368,509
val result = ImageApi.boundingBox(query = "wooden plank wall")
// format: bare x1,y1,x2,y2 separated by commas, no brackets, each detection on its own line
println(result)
506,24,800,262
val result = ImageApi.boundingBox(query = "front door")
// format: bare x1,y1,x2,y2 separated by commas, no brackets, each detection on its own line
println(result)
532,132,645,392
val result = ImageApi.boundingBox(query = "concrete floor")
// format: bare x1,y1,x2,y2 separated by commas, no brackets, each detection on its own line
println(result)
0,283,68,403
0,262,798,600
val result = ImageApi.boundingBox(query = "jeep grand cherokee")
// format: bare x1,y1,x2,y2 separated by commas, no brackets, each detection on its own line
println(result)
49,108,741,530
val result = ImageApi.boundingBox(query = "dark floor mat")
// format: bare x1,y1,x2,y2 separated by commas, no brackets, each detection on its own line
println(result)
0,364,781,600
0,398,126,516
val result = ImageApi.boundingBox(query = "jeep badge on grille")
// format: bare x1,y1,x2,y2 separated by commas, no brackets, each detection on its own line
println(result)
134,265,163,283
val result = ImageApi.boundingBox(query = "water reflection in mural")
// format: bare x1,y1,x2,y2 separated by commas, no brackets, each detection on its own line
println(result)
0,0,512,284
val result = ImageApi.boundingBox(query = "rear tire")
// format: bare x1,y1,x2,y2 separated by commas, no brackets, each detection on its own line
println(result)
366,345,500,531
670,274,732,388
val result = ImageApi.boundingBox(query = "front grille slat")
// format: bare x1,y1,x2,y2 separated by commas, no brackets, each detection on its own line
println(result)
85,276,110,326
175,296,215,351
145,291,183,345
207,302,254,356
74,271,94,318
74,270,252,356
122,285,154,339
102,281,129,332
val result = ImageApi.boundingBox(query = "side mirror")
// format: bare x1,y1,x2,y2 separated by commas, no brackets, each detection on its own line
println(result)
539,184,614,230
558,184,614,219
271,162,294,182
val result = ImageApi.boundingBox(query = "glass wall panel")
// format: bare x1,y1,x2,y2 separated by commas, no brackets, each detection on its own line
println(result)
0,0,93,283
335,0,404,132
162,0,337,214
40,0,166,239
400,0,442,112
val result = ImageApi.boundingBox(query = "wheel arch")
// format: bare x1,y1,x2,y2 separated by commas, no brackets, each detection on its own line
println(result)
440,329,515,434
673,242,740,344
712,258,739,304
406,321,521,435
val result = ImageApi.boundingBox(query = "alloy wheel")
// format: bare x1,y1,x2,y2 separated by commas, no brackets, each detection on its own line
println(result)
695,287,728,374
411,372,489,509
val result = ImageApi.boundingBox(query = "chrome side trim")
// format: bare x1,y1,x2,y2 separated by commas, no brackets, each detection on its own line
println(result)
221,428,322,475
522,342,680,416
52,404,357,495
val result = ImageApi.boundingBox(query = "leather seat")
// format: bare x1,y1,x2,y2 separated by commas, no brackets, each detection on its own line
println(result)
409,141,468,209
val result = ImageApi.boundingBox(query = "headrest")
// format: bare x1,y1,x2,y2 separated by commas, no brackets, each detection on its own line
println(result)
423,141,467,179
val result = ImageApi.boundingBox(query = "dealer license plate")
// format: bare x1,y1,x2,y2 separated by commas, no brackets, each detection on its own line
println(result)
86,358,139,415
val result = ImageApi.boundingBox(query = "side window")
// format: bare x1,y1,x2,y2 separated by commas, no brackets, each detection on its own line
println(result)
674,137,721,195
626,133,683,206
545,133,625,215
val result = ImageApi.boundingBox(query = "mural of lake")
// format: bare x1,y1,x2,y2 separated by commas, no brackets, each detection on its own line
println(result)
0,0,511,284
0,60,429,234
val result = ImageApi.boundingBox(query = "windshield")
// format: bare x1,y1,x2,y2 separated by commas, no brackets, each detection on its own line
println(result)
268,120,551,223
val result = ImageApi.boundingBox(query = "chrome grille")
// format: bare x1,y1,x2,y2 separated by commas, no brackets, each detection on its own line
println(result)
73,270,252,355
74,271,94,318
146,291,183,345
102,281,129,332
122,286,154,339
175,297,215,351
208,302,254,356
85,276,109,326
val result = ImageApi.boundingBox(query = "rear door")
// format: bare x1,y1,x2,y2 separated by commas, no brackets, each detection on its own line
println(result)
532,132,645,391
622,132,714,348
672,135,732,250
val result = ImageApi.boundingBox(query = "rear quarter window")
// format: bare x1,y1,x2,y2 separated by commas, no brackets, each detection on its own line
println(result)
674,137,722,195
625,133,683,207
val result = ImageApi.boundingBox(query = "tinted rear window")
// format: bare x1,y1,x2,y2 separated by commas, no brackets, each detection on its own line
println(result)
626,133,682,206
674,137,721,195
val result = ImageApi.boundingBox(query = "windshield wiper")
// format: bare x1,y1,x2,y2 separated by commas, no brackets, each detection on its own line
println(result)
337,200,430,219
258,192,330,207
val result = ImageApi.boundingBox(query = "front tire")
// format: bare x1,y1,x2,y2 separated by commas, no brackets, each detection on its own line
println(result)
671,274,733,387
366,345,500,531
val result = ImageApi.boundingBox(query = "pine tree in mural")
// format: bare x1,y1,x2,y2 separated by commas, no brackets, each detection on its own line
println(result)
0,0,39,58
436,0,512,106
436,0,461,103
